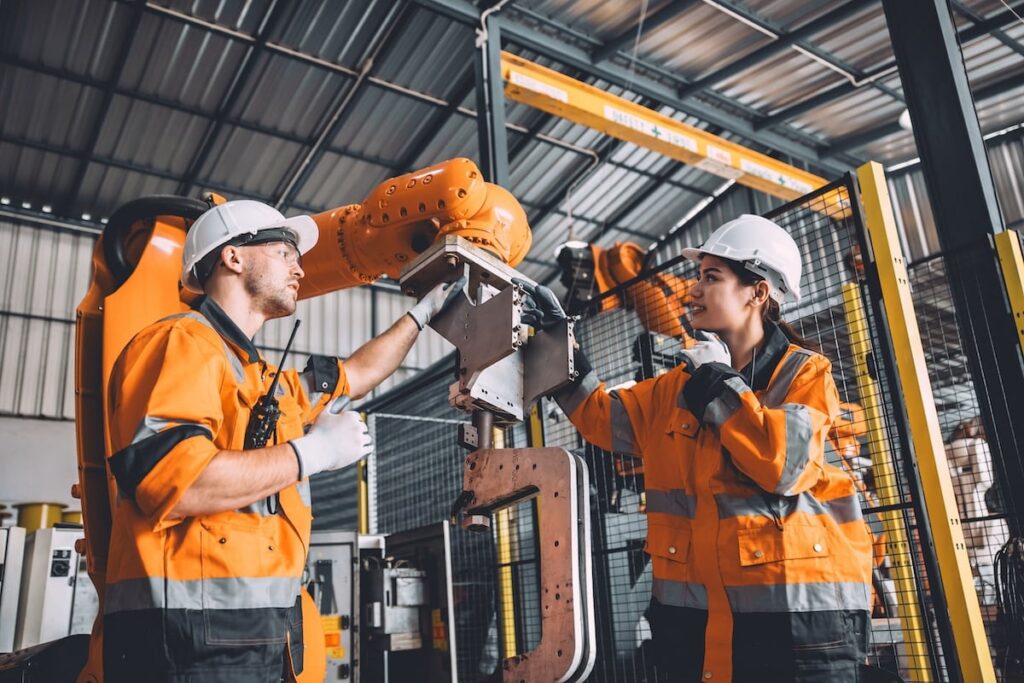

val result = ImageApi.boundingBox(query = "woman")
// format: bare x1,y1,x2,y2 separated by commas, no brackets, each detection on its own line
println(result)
521,214,874,682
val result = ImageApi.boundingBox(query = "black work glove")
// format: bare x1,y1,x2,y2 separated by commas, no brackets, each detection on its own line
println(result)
513,278,567,331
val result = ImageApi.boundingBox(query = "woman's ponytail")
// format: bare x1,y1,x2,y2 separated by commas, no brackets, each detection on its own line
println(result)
764,298,818,351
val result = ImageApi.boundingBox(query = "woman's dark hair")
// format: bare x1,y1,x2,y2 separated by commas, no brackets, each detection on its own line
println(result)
717,257,817,350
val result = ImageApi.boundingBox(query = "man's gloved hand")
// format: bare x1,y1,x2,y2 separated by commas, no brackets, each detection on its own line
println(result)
290,408,372,479
513,278,567,331
407,275,468,330
680,331,731,370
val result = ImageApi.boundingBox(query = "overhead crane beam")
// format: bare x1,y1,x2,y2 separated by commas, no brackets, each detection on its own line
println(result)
500,53,832,203
414,0,849,177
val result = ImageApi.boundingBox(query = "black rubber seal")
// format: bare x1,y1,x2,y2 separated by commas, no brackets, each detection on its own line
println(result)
102,195,209,286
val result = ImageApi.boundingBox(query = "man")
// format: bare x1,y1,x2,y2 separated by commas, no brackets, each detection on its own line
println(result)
102,200,463,682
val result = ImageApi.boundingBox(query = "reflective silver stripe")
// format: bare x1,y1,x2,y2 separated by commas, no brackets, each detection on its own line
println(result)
762,351,812,408
104,575,300,614
554,371,601,417
726,581,871,613
652,577,708,609
130,416,205,444
777,404,814,495
610,392,638,455
162,311,245,383
647,489,696,519
715,492,863,524
704,376,750,430
297,479,312,507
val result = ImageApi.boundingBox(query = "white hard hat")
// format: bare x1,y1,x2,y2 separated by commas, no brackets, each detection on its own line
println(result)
181,200,319,292
681,214,802,303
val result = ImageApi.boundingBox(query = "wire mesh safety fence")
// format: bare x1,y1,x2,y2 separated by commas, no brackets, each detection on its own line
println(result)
536,177,950,682
307,176,1001,682
351,363,535,681
908,245,1018,678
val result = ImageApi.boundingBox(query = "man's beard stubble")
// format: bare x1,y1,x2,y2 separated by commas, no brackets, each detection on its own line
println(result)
242,263,296,319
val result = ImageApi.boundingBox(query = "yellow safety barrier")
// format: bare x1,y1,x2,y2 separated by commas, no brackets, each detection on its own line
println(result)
857,161,995,682
995,229,1024,355
490,426,518,657
841,282,932,681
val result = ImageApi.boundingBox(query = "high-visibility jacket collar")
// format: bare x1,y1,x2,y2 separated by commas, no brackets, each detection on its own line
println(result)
191,295,262,364
740,321,789,391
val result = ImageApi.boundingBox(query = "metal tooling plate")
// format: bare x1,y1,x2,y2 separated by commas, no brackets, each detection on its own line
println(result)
398,235,532,299
429,284,522,383
523,318,576,407
462,447,586,682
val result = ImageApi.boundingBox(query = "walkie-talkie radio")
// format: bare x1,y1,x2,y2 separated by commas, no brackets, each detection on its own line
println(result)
244,319,301,450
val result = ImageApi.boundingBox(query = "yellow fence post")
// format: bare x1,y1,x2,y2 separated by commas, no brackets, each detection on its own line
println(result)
841,282,933,680
357,459,368,535
994,230,1024,355
492,427,517,657
857,161,996,682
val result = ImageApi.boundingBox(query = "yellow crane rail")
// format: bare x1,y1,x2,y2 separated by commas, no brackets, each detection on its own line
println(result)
501,52,829,202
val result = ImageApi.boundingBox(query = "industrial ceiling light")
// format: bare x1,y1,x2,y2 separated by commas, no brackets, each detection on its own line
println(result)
81,213,92,221
0,197,9,206
41,205,52,213
554,240,590,258
20,201,31,209
898,108,913,131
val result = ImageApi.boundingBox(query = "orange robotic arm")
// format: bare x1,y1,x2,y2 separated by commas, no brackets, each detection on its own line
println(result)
300,157,531,297
558,240,696,342
73,158,530,683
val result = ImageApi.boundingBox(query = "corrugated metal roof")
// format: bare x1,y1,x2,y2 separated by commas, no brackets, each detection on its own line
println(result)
0,0,1022,319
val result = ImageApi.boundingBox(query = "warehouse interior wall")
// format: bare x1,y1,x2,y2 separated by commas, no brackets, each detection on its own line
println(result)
0,416,78,509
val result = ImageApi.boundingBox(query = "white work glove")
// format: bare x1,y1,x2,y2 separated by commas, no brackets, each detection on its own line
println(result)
407,275,468,330
290,406,372,479
680,331,731,370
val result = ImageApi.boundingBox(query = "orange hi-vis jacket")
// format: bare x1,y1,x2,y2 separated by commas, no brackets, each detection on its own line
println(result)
556,323,873,682
103,296,347,683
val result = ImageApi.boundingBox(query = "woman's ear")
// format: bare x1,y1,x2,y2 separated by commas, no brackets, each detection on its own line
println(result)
751,280,771,306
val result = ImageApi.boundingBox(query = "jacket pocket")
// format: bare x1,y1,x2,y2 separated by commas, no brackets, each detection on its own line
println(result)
665,408,700,439
737,523,829,567
198,519,287,646
646,521,692,563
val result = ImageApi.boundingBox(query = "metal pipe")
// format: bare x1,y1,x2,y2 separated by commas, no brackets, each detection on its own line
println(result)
473,410,494,450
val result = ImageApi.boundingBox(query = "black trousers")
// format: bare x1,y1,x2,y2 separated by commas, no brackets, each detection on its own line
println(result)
103,596,304,683
647,598,870,683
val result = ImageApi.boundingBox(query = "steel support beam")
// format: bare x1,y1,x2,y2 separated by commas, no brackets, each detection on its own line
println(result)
475,16,510,185
882,7,1024,677
590,0,698,64
677,0,876,99
392,69,476,174
413,0,850,178
177,0,289,196
63,0,146,213
273,4,408,209
754,2,1024,132
821,65,1024,157
678,0,902,105
951,1,1024,58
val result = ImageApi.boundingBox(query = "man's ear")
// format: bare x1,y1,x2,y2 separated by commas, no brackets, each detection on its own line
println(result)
220,244,246,276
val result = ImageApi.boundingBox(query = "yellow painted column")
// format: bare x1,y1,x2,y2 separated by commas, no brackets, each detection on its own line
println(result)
492,426,517,657
841,282,932,681
994,230,1024,354
857,161,995,682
